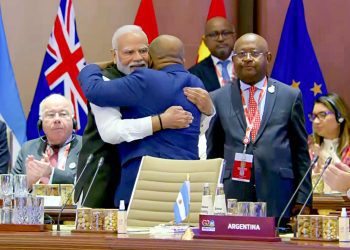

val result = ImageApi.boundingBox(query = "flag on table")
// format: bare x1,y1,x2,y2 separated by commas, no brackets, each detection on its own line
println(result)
196,0,227,63
271,0,327,134
134,0,159,43
173,180,190,224
26,0,87,140
0,6,26,145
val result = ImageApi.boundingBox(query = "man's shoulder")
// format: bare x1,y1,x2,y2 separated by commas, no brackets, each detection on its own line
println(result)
21,138,42,150
269,78,300,96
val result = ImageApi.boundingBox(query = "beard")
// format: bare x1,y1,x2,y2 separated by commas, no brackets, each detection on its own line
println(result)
116,57,147,75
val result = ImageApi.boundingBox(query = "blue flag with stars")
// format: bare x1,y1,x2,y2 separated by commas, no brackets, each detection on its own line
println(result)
271,0,327,134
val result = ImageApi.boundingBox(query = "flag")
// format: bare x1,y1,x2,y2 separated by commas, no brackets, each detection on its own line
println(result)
0,7,26,145
173,180,190,224
271,0,327,134
196,0,227,62
26,0,87,140
134,0,159,43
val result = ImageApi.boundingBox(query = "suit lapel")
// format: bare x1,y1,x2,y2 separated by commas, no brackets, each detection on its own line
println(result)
254,78,277,142
230,80,246,131
203,57,221,91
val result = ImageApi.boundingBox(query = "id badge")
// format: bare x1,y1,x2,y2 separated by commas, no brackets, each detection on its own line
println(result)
232,153,253,182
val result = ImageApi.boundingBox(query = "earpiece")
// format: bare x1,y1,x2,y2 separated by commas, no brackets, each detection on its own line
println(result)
72,118,77,130
324,97,344,123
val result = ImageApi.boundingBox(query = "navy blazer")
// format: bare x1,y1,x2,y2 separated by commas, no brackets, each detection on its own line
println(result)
0,121,9,174
206,78,311,218
188,56,221,92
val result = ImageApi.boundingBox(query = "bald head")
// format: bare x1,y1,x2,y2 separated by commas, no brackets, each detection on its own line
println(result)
233,33,271,85
149,35,185,70
205,17,235,34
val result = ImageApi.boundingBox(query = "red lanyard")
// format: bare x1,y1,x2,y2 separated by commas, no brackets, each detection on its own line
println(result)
240,78,268,152
46,143,71,170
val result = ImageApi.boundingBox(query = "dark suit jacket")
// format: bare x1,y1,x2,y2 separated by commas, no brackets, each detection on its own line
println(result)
206,78,311,218
0,121,9,174
12,135,82,184
188,56,221,92
74,65,123,208
79,63,203,204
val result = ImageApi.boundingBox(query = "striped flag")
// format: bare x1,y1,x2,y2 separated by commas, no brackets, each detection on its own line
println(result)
173,180,190,224
0,6,27,146
196,0,227,63
26,0,87,140
134,0,159,42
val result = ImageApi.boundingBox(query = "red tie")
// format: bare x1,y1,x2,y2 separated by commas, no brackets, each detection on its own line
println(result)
248,86,261,141
49,147,59,167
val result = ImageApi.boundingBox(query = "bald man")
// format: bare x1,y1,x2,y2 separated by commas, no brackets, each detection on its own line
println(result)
189,17,236,92
206,33,311,223
79,35,205,206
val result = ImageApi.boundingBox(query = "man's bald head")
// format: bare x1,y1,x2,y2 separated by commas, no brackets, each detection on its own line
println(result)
149,35,185,70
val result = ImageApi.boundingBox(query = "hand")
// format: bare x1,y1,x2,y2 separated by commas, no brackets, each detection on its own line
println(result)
25,156,42,188
161,106,193,129
323,162,350,192
183,87,213,116
291,203,311,216
96,60,114,70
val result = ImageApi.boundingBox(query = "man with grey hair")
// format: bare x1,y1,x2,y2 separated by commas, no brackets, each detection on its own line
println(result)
76,25,212,208
13,94,82,189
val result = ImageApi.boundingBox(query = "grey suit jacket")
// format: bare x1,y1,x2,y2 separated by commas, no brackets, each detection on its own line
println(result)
206,78,311,218
12,135,82,184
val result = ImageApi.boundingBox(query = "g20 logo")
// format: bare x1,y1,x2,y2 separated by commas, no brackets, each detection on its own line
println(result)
202,219,215,227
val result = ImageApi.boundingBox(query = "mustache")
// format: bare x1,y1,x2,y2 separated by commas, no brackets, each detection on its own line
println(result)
129,61,147,67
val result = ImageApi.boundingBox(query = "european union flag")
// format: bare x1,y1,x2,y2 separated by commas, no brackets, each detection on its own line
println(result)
271,0,327,134
0,7,26,145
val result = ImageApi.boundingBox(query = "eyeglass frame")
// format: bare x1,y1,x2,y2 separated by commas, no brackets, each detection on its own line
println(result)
42,110,72,120
205,30,235,40
308,111,334,122
232,51,269,59
114,46,149,58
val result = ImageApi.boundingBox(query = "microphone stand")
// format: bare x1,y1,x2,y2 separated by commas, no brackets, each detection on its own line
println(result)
81,157,104,207
276,156,319,236
297,157,332,216
56,154,93,231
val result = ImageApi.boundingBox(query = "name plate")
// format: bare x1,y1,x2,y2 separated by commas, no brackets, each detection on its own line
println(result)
196,214,280,241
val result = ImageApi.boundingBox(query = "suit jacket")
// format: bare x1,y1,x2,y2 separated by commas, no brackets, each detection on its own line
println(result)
188,56,221,92
74,65,123,208
12,135,82,184
0,121,9,174
206,78,311,218
79,63,203,204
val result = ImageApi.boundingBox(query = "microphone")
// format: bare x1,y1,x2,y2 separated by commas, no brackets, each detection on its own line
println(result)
56,154,93,231
81,157,104,206
276,155,319,235
297,156,332,216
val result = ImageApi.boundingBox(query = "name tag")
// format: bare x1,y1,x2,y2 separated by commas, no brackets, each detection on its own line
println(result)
232,153,253,182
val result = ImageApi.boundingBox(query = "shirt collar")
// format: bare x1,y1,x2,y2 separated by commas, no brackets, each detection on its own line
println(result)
240,77,267,92
211,52,234,66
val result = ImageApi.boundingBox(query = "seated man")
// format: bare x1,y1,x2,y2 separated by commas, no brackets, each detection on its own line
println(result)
0,120,10,174
12,94,82,189
79,34,205,206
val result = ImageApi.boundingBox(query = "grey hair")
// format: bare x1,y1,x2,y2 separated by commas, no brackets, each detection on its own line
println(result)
39,94,74,119
111,25,148,50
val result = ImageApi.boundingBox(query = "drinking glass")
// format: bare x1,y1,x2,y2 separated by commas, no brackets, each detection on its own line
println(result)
0,174,14,208
13,197,28,224
14,174,28,198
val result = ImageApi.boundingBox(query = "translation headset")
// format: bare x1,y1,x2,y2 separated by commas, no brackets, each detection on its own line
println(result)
322,95,345,124
37,118,77,130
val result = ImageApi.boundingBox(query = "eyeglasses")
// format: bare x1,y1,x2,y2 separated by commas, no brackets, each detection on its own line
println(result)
233,51,268,59
43,111,71,120
308,111,334,122
116,47,149,58
205,30,234,40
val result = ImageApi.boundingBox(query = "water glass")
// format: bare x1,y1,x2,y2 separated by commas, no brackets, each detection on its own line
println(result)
226,199,238,215
250,202,267,217
0,207,12,224
237,202,252,216
13,197,28,224
14,174,28,198
0,174,13,199
28,196,44,224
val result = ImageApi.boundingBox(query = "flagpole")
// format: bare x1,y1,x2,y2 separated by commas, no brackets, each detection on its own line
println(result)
186,173,190,227
182,173,194,240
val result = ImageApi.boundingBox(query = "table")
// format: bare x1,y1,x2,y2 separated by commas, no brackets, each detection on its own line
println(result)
0,230,348,250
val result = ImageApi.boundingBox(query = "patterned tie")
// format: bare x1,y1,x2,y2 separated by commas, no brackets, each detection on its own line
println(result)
248,86,261,141
218,60,230,83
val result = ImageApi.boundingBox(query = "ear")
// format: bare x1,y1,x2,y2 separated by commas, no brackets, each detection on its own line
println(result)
148,55,154,68
266,52,272,63
112,49,118,64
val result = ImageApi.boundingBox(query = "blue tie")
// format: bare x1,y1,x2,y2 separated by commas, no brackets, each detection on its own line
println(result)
219,60,230,83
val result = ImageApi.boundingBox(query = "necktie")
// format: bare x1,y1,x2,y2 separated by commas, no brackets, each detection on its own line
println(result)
218,60,230,83
248,86,261,141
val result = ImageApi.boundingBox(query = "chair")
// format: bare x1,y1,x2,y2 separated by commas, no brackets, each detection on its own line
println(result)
127,156,224,227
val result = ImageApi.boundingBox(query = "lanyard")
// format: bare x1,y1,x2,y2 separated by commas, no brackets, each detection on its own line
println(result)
240,78,267,153
46,143,71,171
214,63,235,86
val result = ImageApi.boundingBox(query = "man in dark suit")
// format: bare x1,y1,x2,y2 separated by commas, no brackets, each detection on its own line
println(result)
189,17,236,92
79,35,204,206
12,94,82,189
0,121,9,174
207,33,311,221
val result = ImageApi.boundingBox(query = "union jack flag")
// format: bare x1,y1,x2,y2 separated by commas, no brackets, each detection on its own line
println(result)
27,0,87,140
